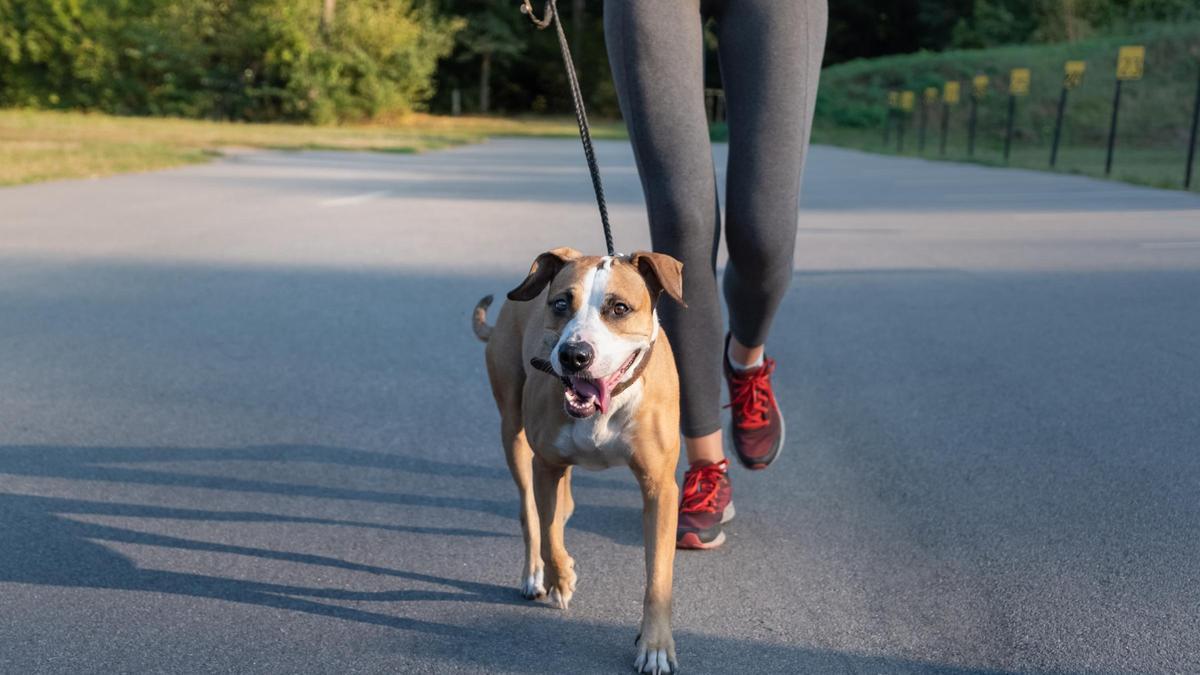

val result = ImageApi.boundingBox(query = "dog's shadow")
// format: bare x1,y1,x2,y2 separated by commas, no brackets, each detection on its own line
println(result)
0,442,641,542
404,611,1022,675
0,442,644,636
0,441,1024,674
0,490,513,636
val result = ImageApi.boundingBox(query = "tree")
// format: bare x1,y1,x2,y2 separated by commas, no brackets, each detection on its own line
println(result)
320,0,336,33
453,6,523,113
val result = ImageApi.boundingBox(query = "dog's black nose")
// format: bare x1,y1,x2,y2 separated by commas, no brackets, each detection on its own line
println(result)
559,342,594,373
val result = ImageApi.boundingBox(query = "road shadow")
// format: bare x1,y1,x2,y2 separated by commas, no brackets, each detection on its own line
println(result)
0,443,643,545
0,440,655,657
0,472,1017,673
0,488,508,638
404,611,1021,675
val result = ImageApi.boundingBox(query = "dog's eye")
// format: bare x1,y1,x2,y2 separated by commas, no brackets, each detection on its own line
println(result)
551,298,570,315
611,302,631,317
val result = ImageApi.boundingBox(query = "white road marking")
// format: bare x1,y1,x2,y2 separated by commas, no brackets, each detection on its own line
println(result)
319,190,391,207
1138,241,1200,250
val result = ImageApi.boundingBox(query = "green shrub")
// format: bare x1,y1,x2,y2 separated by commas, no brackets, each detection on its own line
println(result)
0,0,460,122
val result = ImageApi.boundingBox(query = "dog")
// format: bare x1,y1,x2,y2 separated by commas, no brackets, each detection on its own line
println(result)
473,247,685,673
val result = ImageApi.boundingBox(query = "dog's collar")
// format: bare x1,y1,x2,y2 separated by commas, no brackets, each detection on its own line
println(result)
529,339,656,400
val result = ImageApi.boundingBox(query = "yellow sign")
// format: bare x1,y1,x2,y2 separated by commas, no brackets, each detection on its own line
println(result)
944,81,961,105
924,87,939,103
1009,68,1031,95
887,91,899,108
1116,45,1144,80
973,74,989,98
900,90,915,112
1064,60,1086,89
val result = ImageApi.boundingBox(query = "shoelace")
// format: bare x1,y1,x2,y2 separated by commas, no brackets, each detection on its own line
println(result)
724,358,776,430
680,460,728,514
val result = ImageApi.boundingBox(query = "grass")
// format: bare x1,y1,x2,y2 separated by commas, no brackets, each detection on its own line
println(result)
813,117,1200,194
4,105,1195,194
811,21,1200,193
0,109,627,186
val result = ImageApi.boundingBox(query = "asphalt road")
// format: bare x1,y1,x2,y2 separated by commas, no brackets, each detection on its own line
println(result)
2,140,1199,674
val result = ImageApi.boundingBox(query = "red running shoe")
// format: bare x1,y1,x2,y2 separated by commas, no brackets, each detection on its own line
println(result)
724,335,785,470
676,459,735,550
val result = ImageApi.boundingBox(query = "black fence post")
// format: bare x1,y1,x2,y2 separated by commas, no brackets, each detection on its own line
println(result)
897,91,916,153
968,97,978,158
1185,69,1200,189
1003,94,1016,163
1002,68,1029,165
967,75,989,159
706,89,725,123
940,101,950,156
1105,80,1123,176
918,99,928,153
1050,86,1069,168
1051,61,1085,168
1106,46,1144,177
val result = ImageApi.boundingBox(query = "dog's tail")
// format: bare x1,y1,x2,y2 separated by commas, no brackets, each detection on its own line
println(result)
472,295,494,342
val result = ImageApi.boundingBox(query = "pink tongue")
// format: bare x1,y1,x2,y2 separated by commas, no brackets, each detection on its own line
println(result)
573,378,599,400
571,378,611,414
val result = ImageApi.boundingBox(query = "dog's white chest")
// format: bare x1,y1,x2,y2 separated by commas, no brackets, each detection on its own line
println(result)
554,382,641,470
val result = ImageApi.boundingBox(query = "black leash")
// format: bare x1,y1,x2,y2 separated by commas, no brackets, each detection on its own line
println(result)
520,0,616,257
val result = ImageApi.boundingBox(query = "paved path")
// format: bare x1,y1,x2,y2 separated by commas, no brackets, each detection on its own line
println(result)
2,140,1199,674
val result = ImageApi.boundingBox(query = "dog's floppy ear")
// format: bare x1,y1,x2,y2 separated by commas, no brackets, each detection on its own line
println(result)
630,251,685,307
506,247,583,301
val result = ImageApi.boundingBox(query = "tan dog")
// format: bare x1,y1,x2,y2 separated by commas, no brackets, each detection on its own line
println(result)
473,247,685,674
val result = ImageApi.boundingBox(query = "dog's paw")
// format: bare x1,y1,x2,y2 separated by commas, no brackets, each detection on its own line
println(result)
548,585,572,610
634,630,677,674
520,567,545,600
545,557,576,610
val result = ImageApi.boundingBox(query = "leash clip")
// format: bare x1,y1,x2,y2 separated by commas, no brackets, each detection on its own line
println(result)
520,0,554,29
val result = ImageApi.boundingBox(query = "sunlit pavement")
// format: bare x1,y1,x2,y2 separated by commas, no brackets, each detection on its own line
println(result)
1,140,1198,673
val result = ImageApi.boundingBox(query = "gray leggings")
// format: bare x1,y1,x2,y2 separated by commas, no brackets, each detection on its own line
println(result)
604,0,827,437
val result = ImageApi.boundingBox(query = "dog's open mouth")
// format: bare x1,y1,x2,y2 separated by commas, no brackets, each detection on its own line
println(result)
562,350,640,419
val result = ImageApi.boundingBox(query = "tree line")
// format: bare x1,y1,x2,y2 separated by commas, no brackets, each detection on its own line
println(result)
1,0,1195,123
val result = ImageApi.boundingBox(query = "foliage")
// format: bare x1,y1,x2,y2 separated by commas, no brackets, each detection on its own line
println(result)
0,0,460,122
814,21,1200,149
428,0,618,117
824,0,1200,65
948,0,1200,47
3,1,1197,122
429,0,1200,117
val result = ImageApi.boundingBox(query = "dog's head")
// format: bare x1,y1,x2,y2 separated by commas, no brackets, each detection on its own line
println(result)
507,247,684,419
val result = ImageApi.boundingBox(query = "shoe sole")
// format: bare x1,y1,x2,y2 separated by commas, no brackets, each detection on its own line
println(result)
730,399,786,471
676,502,735,550
678,530,725,549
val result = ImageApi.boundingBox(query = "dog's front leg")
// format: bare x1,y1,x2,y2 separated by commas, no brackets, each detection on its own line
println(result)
533,455,577,610
502,423,544,599
631,456,679,674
